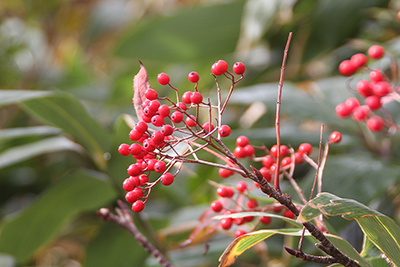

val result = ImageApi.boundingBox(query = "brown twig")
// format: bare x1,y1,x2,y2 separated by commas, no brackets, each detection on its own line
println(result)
97,200,174,267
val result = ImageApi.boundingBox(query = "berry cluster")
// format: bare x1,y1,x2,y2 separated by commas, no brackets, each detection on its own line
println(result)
336,45,399,133
118,60,246,212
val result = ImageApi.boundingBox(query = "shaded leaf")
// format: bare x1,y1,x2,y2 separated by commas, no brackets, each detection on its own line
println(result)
0,126,61,140
0,169,118,263
0,90,53,107
133,61,149,121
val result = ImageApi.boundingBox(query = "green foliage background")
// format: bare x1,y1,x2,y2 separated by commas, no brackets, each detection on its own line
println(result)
1,0,400,266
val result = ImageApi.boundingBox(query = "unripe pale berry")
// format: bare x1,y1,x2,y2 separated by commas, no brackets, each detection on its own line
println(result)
232,62,245,75
368,45,385,59
188,71,199,83
157,73,170,85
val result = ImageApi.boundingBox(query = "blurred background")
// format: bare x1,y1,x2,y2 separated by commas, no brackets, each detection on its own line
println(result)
1,0,400,266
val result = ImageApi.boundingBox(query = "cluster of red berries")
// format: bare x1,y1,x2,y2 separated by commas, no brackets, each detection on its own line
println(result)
118,60,246,212
336,45,398,133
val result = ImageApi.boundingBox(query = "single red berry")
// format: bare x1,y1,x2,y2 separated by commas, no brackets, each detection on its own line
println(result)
219,125,231,137
161,173,174,186
123,176,139,191
234,146,246,158
398,11,400,22
146,159,158,171
329,131,342,143
369,69,385,82
260,167,272,182
132,200,145,212
372,81,391,97
294,152,304,164
182,91,192,104
171,111,184,123
244,144,255,157
298,143,312,155
161,124,174,136
335,103,352,118
262,155,275,168
188,71,199,83
352,105,369,121
190,92,203,104
219,166,234,178
232,62,245,75
350,53,368,68
139,174,149,185
135,121,148,133
357,80,373,97
283,210,295,219
260,216,272,225
217,186,234,198
247,199,258,209
145,89,158,100
127,164,142,176
244,216,254,222
142,114,152,123
202,122,214,132
236,135,249,147
142,138,156,152
129,143,142,155
211,60,228,76
210,200,223,212
368,45,385,59
270,145,288,158
125,191,138,203
185,115,197,127
338,60,357,76
281,157,292,167
235,229,247,238
151,115,165,127
129,129,143,141
273,205,284,213
220,218,232,230
158,105,170,117
344,97,360,112
365,95,381,110
154,160,166,173
367,116,385,132
118,143,130,156
177,102,187,111
151,131,165,145
234,217,245,225
157,73,170,85
236,181,247,192
143,106,156,117
147,100,161,112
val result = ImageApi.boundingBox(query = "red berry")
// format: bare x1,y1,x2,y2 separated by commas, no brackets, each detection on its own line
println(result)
281,157,292,167
142,114,152,123
151,115,165,127
335,103,352,118
247,199,258,209
260,167,272,182
154,160,166,173
127,164,141,176
236,135,249,147
260,216,271,225
294,152,304,164
151,131,165,145
185,115,197,127
398,11,400,22
234,146,246,158
132,200,145,212
123,176,139,191
202,122,214,132
235,229,246,238
366,116,384,132
232,62,245,75
344,97,360,112
369,69,385,82
177,102,187,111
188,71,199,83
357,80,373,97
161,173,174,186
145,89,158,100
135,121,148,133
161,124,174,136
298,143,312,155
365,95,381,110
283,210,295,219
171,111,183,123
148,100,161,111
129,129,143,141
243,144,255,157
211,60,228,76
372,81,391,97
142,138,155,153
234,217,245,225
190,92,203,104
217,186,234,198
273,205,284,213
219,125,231,137
139,174,149,185
125,191,138,203
143,106,156,117
146,159,158,171
270,145,288,158
158,105,170,117
182,91,192,104
220,218,232,230
338,60,357,76
219,166,234,178
244,216,254,222
262,155,275,168
350,53,368,68
352,105,369,121
236,181,247,192
368,45,385,59
129,143,142,155
118,143,130,156
329,131,342,143
157,73,170,85
210,200,223,212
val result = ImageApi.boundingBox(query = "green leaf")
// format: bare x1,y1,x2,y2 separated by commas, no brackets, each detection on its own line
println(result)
0,169,118,263
0,90,53,107
19,91,111,169
0,126,61,140
114,1,244,62
0,136,83,169
84,222,148,267
300,193,400,267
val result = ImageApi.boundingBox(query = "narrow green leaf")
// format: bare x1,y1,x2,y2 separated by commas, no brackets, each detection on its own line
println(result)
84,222,148,267
0,169,118,263
0,90,53,107
0,136,83,169
0,126,61,140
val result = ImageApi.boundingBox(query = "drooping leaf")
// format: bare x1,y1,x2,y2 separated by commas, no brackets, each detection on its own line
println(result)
0,136,83,169
0,90,54,107
300,193,400,267
0,169,118,263
0,126,61,140
133,61,150,121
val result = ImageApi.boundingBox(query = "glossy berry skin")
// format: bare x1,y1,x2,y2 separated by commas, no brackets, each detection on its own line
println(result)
294,152,304,164
260,167,272,182
157,73,170,85
236,181,247,192
129,143,142,155
177,102,187,111
118,143,130,156
281,157,292,167
158,105,170,117
365,95,381,110
202,122,214,132
220,218,232,230
219,125,231,137
338,60,357,76
357,80,373,97
329,131,342,143
335,103,352,118
132,200,145,212
171,111,183,123
127,164,142,176
190,92,203,104
352,105,369,121
262,155,275,168
161,173,174,186
129,129,143,141
185,115,197,127
372,81,391,97
247,199,258,209
260,216,271,225
188,71,199,83
236,135,249,147
211,60,228,75
217,186,234,198
244,145,255,157
367,116,384,132
369,69,385,82
234,146,246,158
161,125,174,136
298,143,312,155
368,45,385,59
210,200,223,212
154,161,166,173
350,53,368,68
233,62,245,75
283,210,295,219
151,115,164,127
182,91,192,104
123,176,139,191
270,145,288,158
235,229,246,238
219,167,234,178
344,97,360,112
145,89,158,100
135,121,148,133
